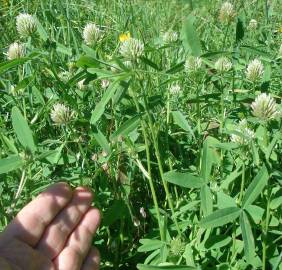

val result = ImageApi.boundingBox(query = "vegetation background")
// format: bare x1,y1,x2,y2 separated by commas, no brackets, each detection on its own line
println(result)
0,0,281,269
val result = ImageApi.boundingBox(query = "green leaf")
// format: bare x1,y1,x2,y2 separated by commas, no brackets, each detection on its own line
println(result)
92,128,111,154
0,57,30,75
217,192,237,208
138,239,165,252
172,111,195,139
14,75,35,92
235,18,244,43
0,155,24,174
103,200,128,226
76,56,100,68
164,171,205,188
36,18,48,41
181,15,201,56
240,211,256,265
200,185,213,216
11,107,36,152
200,207,241,228
137,265,196,270
140,56,160,70
242,165,269,208
205,235,232,250
90,80,120,124
110,115,141,141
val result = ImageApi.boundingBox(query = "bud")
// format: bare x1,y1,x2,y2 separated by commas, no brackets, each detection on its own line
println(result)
170,238,185,257
184,56,202,73
50,103,74,125
248,19,258,30
162,30,178,44
219,2,236,23
246,59,264,82
215,57,232,73
83,23,101,46
119,38,144,59
7,42,25,60
230,119,255,145
16,13,37,37
251,93,279,121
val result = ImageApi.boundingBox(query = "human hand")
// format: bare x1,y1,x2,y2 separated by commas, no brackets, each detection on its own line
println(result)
0,183,100,270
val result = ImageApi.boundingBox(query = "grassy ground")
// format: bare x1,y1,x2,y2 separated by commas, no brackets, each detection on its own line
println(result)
0,0,281,269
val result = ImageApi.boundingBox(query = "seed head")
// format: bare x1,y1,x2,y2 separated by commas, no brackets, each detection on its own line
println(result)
184,56,202,73
83,23,101,46
163,30,178,44
215,57,232,73
7,42,25,60
219,2,236,23
119,38,144,59
16,13,37,37
246,59,264,82
251,93,279,121
248,19,258,30
50,103,74,125
230,119,255,145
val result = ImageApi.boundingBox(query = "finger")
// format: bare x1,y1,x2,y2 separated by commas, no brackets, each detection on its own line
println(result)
36,187,93,259
0,183,72,247
53,208,100,270
81,248,100,270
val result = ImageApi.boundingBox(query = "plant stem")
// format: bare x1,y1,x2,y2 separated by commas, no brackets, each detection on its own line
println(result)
238,160,245,205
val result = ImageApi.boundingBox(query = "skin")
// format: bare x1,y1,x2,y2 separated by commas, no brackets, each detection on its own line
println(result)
0,183,101,270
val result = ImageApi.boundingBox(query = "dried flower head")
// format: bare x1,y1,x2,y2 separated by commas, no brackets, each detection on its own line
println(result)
16,13,37,37
219,2,236,23
246,59,264,82
215,57,232,73
251,93,279,121
169,83,181,95
7,42,25,60
230,119,255,144
184,56,202,73
163,30,178,44
248,19,258,30
119,38,144,59
83,23,101,46
50,103,74,125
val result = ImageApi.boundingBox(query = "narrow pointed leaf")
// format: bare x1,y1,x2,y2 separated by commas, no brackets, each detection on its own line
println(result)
0,155,24,174
164,171,205,188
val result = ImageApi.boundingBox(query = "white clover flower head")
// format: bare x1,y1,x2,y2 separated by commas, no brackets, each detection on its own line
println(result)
251,93,279,121
119,38,144,59
58,71,71,83
219,2,236,23
7,42,25,60
248,19,258,30
163,30,178,44
140,207,146,218
50,103,74,125
123,60,132,68
77,79,87,90
215,57,232,73
230,119,255,145
83,23,101,46
169,83,181,95
246,59,264,82
184,56,202,73
16,13,37,37
101,79,110,89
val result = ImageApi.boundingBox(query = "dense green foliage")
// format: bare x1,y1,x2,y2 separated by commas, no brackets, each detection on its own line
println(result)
0,0,281,269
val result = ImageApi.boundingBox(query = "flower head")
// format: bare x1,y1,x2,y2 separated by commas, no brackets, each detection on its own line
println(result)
101,79,110,89
215,57,232,73
219,2,236,23
119,32,131,42
169,83,181,95
58,71,71,83
77,79,87,90
184,56,202,73
50,103,74,125
170,238,185,257
248,19,258,30
7,42,25,60
16,13,37,37
83,23,101,46
230,119,255,144
251,93,279,121
246,59,264,82
163,30,178,44
140,207,146,218
119,38,144,59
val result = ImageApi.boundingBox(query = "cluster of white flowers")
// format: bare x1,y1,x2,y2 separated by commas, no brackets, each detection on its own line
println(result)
83,23,102,46
162,30,178,44
219,2,236,23
169,83,181,95
184,56,202,73
50,103,74,125
16,13,37,37
58,71,71,83
230,119,255,145
248,19,258,30
101,79,110,89
251,93,279,121
215,57,232,73
7,42,25,60
246,59,264,82
119,38,144,59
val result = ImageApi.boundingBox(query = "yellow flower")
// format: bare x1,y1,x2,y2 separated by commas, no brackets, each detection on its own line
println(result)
119,32,131,42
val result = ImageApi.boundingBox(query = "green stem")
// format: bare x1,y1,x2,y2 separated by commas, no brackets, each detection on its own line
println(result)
238,161,245,205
